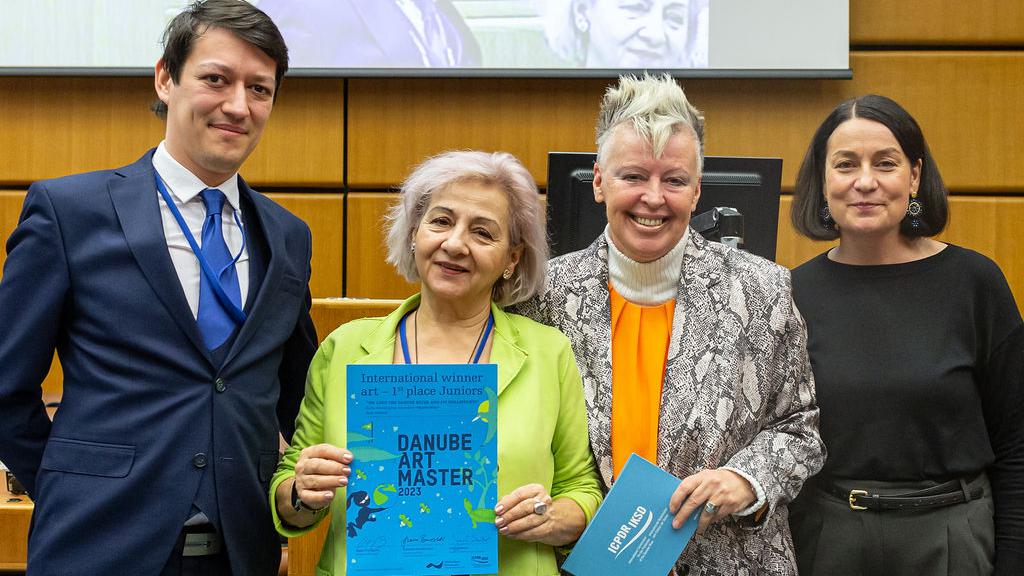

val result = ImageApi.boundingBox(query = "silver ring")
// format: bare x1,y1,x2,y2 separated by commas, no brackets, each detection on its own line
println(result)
703,501,718,515
533,498,548,515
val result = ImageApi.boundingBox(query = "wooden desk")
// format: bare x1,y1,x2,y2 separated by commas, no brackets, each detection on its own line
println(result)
0,482,31,571
309,298,404,342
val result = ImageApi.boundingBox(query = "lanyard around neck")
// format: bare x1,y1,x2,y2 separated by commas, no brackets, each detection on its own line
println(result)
399,309,494,365
154,173,248,324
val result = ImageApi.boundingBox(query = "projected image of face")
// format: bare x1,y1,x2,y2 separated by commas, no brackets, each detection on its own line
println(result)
576,0,700,68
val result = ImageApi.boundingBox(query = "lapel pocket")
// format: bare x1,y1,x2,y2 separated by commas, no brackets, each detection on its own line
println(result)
40,437,135,478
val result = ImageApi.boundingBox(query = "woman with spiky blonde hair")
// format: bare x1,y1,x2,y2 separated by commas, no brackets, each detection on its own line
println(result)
517,73,823,575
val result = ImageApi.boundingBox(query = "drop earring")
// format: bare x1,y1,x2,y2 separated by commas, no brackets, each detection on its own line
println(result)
820,204,835,230
906,191,923,229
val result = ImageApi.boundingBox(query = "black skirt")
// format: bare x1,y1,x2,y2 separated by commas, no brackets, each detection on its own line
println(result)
788,474,994,576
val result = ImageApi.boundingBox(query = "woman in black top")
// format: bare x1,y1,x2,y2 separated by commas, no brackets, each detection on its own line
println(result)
788,94,1024,575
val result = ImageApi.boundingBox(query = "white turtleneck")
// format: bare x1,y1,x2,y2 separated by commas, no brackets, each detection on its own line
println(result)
605,226,688,305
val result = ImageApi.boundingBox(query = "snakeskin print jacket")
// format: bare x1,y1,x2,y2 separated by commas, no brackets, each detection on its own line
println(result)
515,231,825,576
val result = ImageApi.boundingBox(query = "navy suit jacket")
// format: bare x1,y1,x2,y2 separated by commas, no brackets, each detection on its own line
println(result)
0,151,318,575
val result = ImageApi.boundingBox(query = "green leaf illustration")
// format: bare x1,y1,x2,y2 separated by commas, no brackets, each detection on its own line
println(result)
463,498,496,528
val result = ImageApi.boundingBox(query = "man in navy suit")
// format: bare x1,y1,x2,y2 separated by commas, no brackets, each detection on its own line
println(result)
0,1,317,574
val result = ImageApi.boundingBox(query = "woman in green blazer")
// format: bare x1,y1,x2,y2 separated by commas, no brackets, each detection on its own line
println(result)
270,151,603,575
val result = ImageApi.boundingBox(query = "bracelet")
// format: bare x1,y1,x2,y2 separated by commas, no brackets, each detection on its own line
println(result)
291,480,325,513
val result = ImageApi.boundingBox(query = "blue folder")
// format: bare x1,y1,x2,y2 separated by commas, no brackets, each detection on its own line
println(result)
563,454,701,576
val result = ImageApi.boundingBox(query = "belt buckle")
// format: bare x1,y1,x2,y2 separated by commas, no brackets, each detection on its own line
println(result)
849,489,868,511
183,532,222,557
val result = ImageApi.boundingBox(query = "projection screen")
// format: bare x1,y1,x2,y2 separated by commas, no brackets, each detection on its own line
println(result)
0,0,849,78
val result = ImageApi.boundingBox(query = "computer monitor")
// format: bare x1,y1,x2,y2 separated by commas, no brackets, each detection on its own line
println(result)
546,153,782,261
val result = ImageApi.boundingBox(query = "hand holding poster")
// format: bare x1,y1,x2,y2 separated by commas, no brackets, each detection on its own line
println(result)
346,364,498,575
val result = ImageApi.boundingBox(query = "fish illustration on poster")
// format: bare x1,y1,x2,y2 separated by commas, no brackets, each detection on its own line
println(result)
346,364,498,575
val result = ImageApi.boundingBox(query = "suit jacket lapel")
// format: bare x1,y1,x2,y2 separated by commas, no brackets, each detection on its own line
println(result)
659,233,727,473
489,304,525,398
223,179,285,367
356,294,418,363
108,152,213,365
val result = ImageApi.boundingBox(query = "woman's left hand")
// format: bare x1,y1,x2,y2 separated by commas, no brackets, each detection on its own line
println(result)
495,483,585,547
668,468,756,534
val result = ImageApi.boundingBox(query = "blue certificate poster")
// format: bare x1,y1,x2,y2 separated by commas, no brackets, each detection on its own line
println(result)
346,364,498,575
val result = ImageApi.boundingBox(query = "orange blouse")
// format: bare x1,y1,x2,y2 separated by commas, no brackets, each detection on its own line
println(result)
609,284,676,479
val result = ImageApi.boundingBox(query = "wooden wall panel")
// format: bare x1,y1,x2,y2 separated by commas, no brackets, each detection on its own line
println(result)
0,77,344,187
345,193,420,299
684,52,1024,194
346,78,606,189
851,1,1024,46
243,78,345,186
348,53,1024,194
0,77,162,185
266,193,345,298
0,191,25,273
774,196,838,270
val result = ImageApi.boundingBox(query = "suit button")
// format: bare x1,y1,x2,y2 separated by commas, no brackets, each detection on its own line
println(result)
214,378,226,393
193,453,208,468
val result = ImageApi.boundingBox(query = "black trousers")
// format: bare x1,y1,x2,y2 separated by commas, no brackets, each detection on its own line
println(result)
789,474,994,576
159,530,232,576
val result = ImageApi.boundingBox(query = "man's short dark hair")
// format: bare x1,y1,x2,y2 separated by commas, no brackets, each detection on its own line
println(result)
152,0,289,118
791,94,948,240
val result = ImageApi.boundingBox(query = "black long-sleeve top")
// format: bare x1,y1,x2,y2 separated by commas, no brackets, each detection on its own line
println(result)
792,244,1024,574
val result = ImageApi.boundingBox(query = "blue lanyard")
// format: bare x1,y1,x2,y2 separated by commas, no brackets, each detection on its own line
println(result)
399,309,494,364
154,174,248,324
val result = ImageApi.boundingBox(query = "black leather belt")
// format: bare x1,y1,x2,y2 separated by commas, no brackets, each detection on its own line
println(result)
825,474,984,512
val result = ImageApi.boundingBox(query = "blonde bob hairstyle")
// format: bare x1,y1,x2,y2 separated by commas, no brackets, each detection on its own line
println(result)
385,151,548,307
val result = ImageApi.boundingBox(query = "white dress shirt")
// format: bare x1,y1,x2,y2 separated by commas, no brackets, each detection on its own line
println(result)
152,142,249,319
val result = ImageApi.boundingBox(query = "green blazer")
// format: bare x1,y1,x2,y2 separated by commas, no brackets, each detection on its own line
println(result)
271,294,602,575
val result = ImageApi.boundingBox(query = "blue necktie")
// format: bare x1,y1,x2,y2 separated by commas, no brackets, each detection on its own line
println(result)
197,188,242,350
